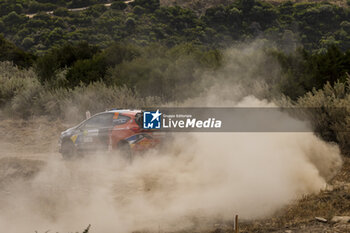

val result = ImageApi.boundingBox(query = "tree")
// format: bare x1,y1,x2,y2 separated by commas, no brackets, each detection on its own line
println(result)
133,5,145,15
66,55,106,87
21,37,34,49
0,35,35,68
111,1,127,10
3,11,25,26
35,42,100,84
47,27,64,42
131,0,160,12
125,17,136,28
54,7,69,17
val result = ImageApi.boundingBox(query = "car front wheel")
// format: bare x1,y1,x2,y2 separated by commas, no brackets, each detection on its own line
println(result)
61,140,77,160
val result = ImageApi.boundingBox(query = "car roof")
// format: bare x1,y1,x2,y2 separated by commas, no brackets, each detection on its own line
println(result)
105,109,142,114
80,109,141,124
73,109,143,128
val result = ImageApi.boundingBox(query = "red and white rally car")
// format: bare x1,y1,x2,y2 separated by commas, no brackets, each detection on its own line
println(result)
58,109,162,160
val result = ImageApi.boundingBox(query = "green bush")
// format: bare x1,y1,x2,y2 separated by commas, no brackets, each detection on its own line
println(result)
125,17,136,28
28,1,57,13
297,79,350,155
53,7,69,17
133,5,145,15
0,62,40,108
21,37,34,49
107,43,222,101
131,0,160,12
65,54,106,87
273,46,350,100
111,1,127,11
2,0,350,53
35,41,100,84
0,35,35,68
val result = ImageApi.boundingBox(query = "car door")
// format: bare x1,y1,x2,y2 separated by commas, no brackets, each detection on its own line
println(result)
77,113,114,152
111,113,133,142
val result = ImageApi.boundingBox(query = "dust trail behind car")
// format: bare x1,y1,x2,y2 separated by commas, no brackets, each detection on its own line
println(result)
0,42,344,232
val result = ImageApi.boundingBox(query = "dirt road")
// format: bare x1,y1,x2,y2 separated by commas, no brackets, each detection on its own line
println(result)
0,118,65,158
25,0,135,18
0,118,349,233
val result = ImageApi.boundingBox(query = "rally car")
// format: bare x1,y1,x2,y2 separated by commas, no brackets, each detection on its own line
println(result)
58,109,161,160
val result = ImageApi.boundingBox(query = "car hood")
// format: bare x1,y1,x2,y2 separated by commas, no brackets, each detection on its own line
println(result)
61,126,78,137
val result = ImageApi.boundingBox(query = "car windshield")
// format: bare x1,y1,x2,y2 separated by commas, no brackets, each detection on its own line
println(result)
82,113,113,128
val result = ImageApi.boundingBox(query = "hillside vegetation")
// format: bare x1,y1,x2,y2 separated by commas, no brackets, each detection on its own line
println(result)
1,0,350,155
1,0,350,53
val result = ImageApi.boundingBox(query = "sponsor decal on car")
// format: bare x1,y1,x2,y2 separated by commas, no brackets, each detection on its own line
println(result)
143,110,162,129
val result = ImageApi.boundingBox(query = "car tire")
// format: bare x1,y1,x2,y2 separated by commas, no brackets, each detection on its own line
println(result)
61,140,77,160
118,142,133,163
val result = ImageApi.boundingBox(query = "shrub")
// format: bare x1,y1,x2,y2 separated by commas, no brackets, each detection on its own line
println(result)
53,7,69,17
131,0,160,12
2,11,25,25
21,37,34,49
125,17,136,28
0,35,35,68
133,5,145,15
111,1,127,10
297,79,350,155
0,62,161,121
65,55,106,87
0,62,38,107
35,42,100,84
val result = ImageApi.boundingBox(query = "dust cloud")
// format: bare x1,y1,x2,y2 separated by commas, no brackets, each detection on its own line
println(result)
0,112,342,232
0,42,343,232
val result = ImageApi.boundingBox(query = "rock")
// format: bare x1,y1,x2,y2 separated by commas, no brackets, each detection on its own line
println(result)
331,216,350,224
325,184,333,191
315,217,328,223
285,230,292,233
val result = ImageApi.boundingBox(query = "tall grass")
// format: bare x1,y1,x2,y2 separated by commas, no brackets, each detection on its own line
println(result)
0,62,161,122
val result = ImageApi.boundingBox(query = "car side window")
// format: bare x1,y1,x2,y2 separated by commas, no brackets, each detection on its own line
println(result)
113,114,130,126
82,113,113,129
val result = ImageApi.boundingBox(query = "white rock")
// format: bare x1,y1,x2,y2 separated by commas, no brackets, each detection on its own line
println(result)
315,217,328,223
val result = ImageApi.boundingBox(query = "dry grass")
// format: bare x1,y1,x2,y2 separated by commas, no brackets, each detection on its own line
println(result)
0,117,66,154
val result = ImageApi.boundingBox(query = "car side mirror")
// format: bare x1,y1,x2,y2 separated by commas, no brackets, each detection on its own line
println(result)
77,126,84,132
